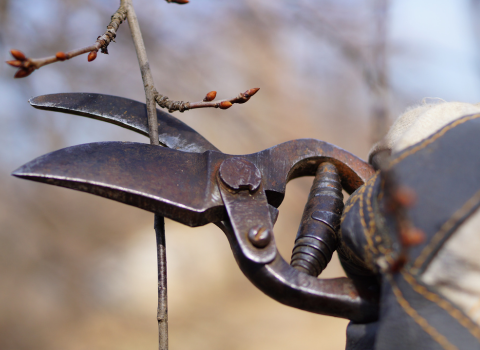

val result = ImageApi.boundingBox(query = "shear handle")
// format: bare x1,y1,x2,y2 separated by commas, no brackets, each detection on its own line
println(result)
214,157,379,323
216,220,379,323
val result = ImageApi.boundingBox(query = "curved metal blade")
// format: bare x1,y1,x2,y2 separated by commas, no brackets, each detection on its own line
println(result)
12,139,373,227
13,142,226,227
29,93,219,153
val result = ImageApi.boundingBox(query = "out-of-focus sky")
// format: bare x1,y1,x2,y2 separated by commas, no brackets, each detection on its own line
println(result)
390,0,480,101
0,1,479,349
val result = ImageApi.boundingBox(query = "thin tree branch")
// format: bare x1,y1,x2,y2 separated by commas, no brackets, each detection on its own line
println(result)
6,1,127,78
125,0,159,146
124,2,166,349
154,215,168,350
153,87,260,113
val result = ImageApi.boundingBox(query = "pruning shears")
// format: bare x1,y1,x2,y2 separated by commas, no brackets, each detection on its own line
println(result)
13,93,379,323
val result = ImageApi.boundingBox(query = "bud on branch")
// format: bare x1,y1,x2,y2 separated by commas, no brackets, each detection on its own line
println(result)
203,91,217,102
87,51,98,62
11,49,26,61
5,2,127,78
153,88,260,113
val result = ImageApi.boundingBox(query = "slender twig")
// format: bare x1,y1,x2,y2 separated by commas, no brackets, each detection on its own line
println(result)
6,1,127,78
124,2,166,349
125,0,159,146
154,215,168,350
153,87,260,113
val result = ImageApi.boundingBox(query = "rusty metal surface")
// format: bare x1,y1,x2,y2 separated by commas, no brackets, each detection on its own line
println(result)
291,162,344,277
13,142,223,227
12,139,373,227
247,138,373,197
219,157,262,192
29,93,219,153
218,179,276,264
226,247,379,323
214,162,378,324
14,94,379,323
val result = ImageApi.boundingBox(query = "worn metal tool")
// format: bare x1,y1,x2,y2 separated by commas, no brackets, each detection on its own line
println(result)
29,93,219,153
14,93,379,323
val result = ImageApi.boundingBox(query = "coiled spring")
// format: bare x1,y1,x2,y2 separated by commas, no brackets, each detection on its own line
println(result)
290,162,344,277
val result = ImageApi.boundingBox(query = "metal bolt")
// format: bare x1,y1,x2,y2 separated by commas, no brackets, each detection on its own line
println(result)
248,225,272,248
219,157,262,192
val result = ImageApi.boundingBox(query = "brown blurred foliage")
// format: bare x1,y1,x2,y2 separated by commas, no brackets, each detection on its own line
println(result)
0,0,396,349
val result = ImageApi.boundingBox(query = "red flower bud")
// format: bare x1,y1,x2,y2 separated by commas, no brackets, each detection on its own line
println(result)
6,60,23,68
88,51,97,62
203,91,217,102
244,87,260,97
14,68,33,79
219,101,233,110
10,49,26,61
56,52,67,61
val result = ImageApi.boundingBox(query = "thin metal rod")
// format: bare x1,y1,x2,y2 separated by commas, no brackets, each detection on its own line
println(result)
154,214,168,350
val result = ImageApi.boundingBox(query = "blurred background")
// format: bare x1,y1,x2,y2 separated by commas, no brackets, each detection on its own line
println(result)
1,0,480,349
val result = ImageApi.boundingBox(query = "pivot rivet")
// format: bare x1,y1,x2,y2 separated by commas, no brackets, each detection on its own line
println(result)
219,157,262,192
248,225,271,248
